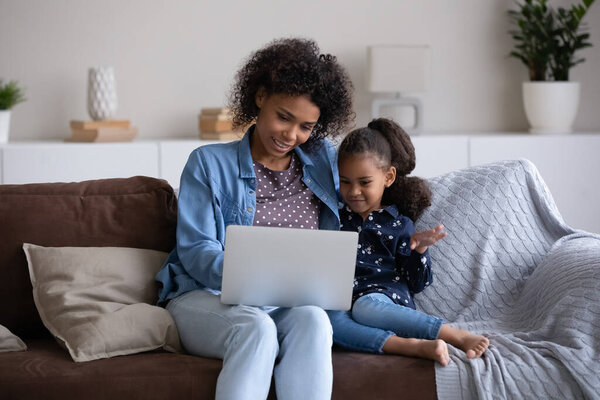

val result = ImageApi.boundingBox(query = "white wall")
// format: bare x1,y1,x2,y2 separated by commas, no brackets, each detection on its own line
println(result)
1,0,599,140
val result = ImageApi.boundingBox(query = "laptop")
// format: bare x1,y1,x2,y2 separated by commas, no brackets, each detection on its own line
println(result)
220,225,358,310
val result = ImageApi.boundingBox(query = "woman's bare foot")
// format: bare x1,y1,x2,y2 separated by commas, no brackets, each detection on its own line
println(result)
439,324,489,359
382,337,450,366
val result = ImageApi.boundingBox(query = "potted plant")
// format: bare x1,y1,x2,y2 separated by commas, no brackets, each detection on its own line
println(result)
508,0,595,134
0,79,27,143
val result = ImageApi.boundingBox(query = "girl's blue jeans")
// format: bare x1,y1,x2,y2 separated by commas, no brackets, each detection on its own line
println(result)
327,293,443,354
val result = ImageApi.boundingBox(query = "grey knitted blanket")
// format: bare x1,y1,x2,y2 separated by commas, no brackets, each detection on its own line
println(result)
414,160,600,400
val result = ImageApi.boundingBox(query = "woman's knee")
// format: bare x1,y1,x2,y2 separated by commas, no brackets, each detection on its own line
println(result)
290,306,332,336
233,306,278,346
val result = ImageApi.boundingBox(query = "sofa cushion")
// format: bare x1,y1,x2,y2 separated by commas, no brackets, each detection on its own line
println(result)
23,244,181,362
0,339,223,400
0,176,178,339
0,324,27,352
0,339,436,400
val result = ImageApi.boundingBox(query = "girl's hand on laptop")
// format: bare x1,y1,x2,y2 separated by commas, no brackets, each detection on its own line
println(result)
410,224,447,254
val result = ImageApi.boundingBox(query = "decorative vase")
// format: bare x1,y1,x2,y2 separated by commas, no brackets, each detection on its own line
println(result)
522,81,580,134
0,110,10,144
87,66,118,121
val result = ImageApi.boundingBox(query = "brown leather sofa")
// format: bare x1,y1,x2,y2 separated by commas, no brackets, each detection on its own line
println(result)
0,176,436,399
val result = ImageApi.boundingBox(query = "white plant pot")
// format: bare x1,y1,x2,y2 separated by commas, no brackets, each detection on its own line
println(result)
522,81,580,134
0,110,11,144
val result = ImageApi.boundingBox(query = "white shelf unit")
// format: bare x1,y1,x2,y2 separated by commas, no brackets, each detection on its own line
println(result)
1,133,599,233
1,142,159,184
469,134,600,236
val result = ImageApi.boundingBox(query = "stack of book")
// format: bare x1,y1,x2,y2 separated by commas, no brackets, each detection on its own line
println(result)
198,108,245,141
67,120,138,142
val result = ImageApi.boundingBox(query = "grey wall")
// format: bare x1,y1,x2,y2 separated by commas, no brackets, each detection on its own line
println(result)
1,0,599,140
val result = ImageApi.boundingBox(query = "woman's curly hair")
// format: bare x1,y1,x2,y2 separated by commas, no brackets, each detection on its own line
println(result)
338,118,431,222
228,37,354,150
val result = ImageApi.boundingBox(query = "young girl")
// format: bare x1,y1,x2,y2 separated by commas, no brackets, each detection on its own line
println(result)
328,118,489,366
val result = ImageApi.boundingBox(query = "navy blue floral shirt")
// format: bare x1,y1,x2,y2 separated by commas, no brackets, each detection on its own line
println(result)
340,205,433,310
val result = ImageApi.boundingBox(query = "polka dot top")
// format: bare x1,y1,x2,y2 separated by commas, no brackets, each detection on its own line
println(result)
252,153,320,230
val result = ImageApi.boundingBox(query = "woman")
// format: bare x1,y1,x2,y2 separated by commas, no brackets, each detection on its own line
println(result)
155,37,353,400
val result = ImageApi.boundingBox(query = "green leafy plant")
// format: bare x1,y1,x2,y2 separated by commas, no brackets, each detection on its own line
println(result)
508,0,595,81
0,79,27,110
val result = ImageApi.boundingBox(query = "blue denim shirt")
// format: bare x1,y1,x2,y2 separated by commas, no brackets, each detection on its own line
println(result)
156,126,341,304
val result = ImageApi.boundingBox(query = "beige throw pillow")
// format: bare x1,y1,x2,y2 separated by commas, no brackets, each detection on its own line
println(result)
23,244,181,362
0,324,27,352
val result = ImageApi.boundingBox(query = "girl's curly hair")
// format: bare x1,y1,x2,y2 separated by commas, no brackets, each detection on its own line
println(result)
228,37,354,151
338,118,431,222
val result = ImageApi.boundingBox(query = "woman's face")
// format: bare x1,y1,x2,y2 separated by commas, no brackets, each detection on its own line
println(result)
251,92,320,170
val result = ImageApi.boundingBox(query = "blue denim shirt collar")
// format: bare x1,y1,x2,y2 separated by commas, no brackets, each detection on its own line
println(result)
238,126,255,179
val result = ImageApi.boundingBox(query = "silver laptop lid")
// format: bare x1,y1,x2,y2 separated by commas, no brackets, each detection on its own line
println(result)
221,225,358,310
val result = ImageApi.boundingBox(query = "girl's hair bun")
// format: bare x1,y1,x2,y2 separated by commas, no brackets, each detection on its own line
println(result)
367,118,415,175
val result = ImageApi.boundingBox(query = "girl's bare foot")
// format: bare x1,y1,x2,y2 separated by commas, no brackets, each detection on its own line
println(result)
439,324,489,359
382,337,450,366
460,333,489,358
419,339,450,366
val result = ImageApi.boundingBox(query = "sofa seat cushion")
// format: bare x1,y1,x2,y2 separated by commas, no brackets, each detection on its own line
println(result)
0,340,436,400
331,348,436,399
0,339,222,400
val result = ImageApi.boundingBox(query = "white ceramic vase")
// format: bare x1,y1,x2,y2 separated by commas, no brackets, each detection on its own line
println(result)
522,81,580,134
88,66,118,121
0,110,10,144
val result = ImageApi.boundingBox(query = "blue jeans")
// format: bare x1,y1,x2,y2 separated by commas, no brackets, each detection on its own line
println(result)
166,289,332,400
327,293,443,354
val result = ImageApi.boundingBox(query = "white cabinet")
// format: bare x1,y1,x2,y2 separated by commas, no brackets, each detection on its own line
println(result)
2,142,159,184
411,136,470,178
469,134,600,234
1,134,598,233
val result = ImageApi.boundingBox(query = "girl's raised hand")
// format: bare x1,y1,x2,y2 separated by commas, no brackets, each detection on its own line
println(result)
410,224,447,252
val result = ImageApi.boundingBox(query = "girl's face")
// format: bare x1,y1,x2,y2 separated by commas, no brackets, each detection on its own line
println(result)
251,91,320,170
339,153,396,220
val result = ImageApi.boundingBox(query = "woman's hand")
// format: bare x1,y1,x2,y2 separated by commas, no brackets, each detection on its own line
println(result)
410,224,447,254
